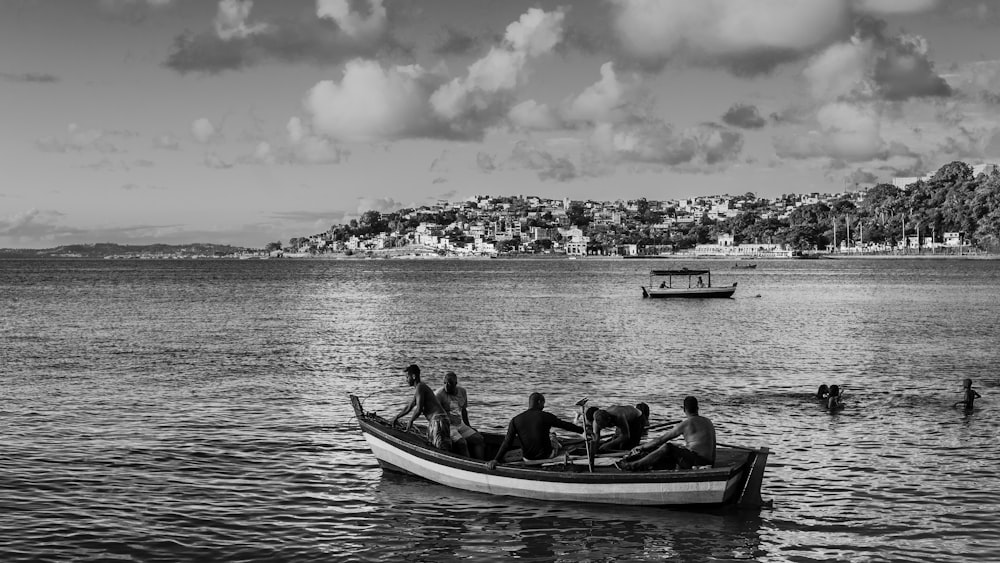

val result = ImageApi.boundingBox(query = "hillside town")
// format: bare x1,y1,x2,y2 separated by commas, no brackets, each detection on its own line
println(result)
270,161,999,259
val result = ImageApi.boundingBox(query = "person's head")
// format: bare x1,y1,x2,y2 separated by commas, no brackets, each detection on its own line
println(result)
444,371,458,393
528,392,545,409
829,385,840,397
584,406,599,423
817,384,829,398
963,378,973,389
594,409,613,429
404,364,421,386
683,396,699,415
635,402,650,423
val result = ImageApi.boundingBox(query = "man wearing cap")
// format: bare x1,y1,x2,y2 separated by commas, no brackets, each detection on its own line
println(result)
390,364,453,451
435,371,485,459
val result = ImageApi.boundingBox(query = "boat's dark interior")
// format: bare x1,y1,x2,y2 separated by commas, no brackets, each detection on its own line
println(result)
364,409,750,474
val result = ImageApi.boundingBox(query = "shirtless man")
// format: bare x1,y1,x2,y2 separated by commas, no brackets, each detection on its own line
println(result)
589,404,647,453
390,364,452,451
954,378,982,411
619,396,715,471
486,392,583,470
435,371,485,459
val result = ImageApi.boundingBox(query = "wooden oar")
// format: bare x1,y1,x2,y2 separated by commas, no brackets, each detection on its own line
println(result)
644,420,680,434
575,398,594,472
718,442,759,452
510,451,626,467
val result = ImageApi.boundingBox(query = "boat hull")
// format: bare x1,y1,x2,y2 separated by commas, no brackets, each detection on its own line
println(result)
641,285,737,299
351,395,768,507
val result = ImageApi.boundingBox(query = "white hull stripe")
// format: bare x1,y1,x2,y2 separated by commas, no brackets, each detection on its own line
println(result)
364,433,742,505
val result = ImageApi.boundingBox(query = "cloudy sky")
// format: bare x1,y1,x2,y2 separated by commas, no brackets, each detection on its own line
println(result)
2,0,999,248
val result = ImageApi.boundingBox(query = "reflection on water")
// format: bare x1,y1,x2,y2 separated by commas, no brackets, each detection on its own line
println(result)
2,258,1000,561
364,472,764,562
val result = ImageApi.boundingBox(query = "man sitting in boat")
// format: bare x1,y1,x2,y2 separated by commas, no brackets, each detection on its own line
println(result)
486,392,584,470
618,396,715,471
390,364,452,452
586,404,649,453
435,371,486,459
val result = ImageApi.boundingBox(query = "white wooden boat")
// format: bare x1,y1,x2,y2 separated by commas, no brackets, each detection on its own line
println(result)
350,395,768,507
641,268,737,299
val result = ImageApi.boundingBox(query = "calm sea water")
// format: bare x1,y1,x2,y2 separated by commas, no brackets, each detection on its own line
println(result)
2,257,999,562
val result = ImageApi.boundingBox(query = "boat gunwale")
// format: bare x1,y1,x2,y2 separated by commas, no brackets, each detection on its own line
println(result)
352,397,754,485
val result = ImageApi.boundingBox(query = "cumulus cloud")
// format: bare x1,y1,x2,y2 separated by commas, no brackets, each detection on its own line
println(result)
508,100,562,131
504,7,565,57
316,0,386,42
305,7,566,142
821,102,885,160
591,121,744,169
428,8,566,131
35,124,121,154
562,62,642,125
609,0,943,77
191,118,219,144
164,0,394,74
803,39,871,101
214,0,269,40
802,18,951,103
775,102,886,162
285,117,348,164
609,0,853,75
305,60,446,142
871,32,951,100
241,118,346,165
721,103,767,129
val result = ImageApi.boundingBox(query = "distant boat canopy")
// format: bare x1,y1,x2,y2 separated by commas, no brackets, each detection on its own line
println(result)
650,269,710,276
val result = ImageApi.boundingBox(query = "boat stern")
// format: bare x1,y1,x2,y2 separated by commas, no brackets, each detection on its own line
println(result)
735,447,769,507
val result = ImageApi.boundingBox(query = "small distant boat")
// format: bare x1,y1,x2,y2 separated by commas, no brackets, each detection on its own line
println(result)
791,251,820,259
733,263,757,269
641,268,737,299
350,395,769,507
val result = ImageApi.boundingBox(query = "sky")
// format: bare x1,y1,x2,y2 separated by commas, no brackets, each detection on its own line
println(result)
2,0,1000,249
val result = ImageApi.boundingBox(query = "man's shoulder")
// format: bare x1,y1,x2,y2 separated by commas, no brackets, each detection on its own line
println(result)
692,415,715,430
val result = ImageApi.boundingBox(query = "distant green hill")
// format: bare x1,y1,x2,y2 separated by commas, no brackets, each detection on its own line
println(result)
0,243,253,259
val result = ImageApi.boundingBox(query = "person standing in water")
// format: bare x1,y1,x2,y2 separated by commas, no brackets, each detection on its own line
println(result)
954,378,982,411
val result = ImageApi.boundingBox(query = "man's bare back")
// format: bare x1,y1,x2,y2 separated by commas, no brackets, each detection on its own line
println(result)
674,414,716,462
412,382,448,421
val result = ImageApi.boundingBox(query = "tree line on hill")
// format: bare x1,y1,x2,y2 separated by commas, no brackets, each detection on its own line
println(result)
720,161,1000,252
